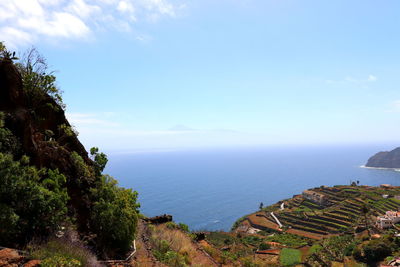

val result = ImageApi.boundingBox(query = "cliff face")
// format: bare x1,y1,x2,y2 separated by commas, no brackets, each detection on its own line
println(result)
0,58,95,231
366,147,400,168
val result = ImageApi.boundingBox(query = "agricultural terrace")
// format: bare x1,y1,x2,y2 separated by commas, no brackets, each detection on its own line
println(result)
238,185,400,240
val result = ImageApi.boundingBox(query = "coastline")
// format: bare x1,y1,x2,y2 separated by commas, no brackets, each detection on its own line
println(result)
360,165,400,172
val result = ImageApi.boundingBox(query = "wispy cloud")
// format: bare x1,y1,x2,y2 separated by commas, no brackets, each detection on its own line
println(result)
66,112,120,127
0,0,182,48
326,74,378,85
386,100,400,113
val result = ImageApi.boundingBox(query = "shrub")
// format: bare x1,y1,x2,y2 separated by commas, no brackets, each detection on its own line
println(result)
41,255,82,267
153,239,189,267
16,48,65,110
31,239,99,267
178,223,190,233
166,221,178,229
258,242,270,250
0,153,68,245
362,240,392,262
70,152,92,186
90,175,139,254
0,127,21,155
90,147,108,174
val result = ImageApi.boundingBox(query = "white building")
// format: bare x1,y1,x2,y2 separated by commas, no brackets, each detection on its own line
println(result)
376,211,400,229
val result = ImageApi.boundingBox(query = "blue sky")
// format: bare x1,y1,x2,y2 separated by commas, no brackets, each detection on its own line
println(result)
1,0,400,151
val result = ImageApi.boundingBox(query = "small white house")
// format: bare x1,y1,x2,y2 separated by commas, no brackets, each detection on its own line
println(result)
377,216,393,229
376,211,400,229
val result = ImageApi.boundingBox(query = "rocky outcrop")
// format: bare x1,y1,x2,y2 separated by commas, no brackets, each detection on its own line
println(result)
0,58,95,232
366,147,400,168
0,248,41,267
144,215,173,224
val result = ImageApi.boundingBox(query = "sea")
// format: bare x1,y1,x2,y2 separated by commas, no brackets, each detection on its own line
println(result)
104,144,400,231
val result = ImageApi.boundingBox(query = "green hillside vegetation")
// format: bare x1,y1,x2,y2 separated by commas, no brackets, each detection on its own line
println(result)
231,185,400,266
0,43,139,263
3,43,400,267
239,185,400,238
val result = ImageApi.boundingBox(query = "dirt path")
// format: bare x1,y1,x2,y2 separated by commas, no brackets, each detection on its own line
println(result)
130,220,218,267
130,221,168,267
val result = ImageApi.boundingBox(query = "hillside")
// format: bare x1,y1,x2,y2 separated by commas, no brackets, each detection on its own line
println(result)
0,45,139,262
3,44,400,267
237,185,400,239
233,184,400,266
366,147,400,168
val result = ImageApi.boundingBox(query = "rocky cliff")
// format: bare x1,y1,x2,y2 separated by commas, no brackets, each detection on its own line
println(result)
0,57,95,232
366,147,400,168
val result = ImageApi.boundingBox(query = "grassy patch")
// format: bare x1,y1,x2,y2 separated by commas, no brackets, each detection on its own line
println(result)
280,248,302,266
30,239,98,267
206,232,238,247
266,233,309,247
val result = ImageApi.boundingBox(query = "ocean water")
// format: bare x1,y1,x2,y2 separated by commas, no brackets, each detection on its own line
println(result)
104,145,400,231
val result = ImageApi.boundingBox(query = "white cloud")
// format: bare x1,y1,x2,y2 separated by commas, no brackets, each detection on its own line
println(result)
117,0,135,14
0,26,33,48
66,0,101,18
0,0,182,47
66,112,120,127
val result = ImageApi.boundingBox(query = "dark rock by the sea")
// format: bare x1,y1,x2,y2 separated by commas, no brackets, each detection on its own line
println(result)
366,147,400,168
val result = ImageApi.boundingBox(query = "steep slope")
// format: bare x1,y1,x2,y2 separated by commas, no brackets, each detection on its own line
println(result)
0,57,94,232
0,49,139,259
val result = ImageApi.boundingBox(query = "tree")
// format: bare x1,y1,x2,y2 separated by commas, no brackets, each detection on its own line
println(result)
90,175,139,254
356,240,392,262
259,202,264,210
90,147,108,174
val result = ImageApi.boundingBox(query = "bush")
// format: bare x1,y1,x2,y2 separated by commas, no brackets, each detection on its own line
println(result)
31,238,99,267
362,240,392,262
16,48,65,110
178,223,190,233
41,255,82,267
0,153,68,245
0,127,21,155
90,175,139,254
259,242,270,250
153,239,189,267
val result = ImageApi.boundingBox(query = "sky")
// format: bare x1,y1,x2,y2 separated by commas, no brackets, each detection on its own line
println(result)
1,0,400,152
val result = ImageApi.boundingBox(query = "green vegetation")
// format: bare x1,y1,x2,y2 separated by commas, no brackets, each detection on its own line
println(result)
0,152,68,246
206,232,237,247
306,235,357,265
41,256,82,267
16,48,65,110
265,233,309,247
0,127,21,155
0,43,139,257
90,174,139,253
31,239,96,267
152,239,189,267
280,248,301,266
353,239,393,263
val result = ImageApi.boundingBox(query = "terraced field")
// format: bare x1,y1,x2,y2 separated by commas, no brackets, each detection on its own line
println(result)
240,185,400,240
